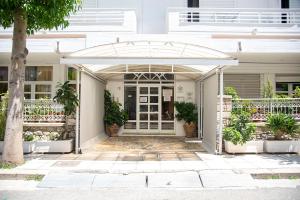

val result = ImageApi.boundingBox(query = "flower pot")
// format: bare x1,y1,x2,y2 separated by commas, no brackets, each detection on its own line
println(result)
35,139,73,153
183,122,196,138
106,124,120,137
264,140,300,153
224,140,264,154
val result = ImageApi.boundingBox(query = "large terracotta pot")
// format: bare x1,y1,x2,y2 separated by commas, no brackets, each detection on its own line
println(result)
183,122,196,138
106,123,120,137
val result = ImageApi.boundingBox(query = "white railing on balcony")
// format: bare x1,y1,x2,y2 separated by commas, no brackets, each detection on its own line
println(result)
232,98,300,122
23,99,65,122
168,8,300,31
66,8,137,32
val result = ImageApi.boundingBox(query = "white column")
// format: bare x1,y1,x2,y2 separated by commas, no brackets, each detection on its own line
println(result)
218,68,224,154
75,68,80,154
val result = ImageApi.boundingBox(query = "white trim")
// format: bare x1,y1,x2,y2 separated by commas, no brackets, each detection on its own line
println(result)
61,57,238,66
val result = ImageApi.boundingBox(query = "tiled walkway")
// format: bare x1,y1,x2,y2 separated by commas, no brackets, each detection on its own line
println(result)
24,136,205,161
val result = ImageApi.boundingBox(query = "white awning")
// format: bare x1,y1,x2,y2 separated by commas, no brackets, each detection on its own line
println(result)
61,41,238,78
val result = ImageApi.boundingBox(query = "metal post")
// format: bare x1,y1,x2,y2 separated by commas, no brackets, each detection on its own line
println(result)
218,68,224,154
75,68,80,154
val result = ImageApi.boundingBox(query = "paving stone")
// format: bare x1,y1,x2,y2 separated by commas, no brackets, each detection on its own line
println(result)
143,153,158,161
148,171,202,188
38,173,95,188
200,173,255,188
92,174,146,188
51,161,81,167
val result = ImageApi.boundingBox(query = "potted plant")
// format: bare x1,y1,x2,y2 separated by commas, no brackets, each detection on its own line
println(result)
104,90,128,137
22,131,35,153
174,102,198,138
223,111,262,153
264,113,299,153
53,81,79,139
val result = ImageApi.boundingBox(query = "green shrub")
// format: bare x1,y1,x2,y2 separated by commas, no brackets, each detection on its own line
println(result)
174,101,197,124
224,87,239,99
294,86,300,98
223,111,256,145
263,80,274,98
0,92,8,141
104,90,128,126
266,113,297,140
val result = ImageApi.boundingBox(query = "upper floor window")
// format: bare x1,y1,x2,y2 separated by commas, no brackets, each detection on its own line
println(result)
67,67,77,90
25,66,52,81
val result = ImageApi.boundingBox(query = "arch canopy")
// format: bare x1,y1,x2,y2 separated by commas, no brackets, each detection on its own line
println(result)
61,40,238,77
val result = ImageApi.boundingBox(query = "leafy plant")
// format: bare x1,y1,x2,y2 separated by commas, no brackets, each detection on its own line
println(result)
23,131,34,141
224,87,239,99
266,113,297,140
104,90,128,127
53,81,79,116
0,92,8,141
223,111,256,145
294,86,300,98
263,80,274,98
174,102,198,124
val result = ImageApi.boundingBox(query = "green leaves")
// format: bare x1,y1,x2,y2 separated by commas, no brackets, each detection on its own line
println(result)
53,81,79,116
0,0,82,34
174,102,198,124
266,113,297,139
223,111,256,145
224,87,239,99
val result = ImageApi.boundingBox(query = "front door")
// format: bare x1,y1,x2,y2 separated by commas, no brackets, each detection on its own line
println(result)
124,84,175,134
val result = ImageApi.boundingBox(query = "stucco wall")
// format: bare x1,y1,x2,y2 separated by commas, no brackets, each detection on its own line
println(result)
202,74,218,153
80,72,106,147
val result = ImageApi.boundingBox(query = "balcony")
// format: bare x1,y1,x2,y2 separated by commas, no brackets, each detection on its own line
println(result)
168,8,300,32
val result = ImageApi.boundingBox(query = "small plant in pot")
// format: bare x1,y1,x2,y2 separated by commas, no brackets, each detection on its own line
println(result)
174,101,198,138
266,113,297,140
104,90,128,137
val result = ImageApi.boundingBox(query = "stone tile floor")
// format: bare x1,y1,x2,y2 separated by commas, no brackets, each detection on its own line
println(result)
23,136,205,162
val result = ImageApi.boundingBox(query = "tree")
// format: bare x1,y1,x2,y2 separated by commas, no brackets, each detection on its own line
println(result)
0,0,81,164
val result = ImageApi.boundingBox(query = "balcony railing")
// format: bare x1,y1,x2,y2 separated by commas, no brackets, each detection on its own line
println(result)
168,8,300,31
232,98,300,122
23,99,65,122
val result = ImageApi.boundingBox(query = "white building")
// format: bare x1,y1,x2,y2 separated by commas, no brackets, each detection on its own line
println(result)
0,0,299,153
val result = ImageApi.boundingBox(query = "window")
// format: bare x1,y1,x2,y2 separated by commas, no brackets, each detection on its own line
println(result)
276,82,300,97
25,66,53,99
0,67,8,96
67,67,77,90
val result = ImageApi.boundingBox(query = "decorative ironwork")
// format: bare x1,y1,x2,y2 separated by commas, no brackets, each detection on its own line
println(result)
232,98,300,121
23,99,65,122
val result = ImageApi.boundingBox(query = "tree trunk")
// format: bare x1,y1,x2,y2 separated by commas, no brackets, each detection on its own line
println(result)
2,9,27,164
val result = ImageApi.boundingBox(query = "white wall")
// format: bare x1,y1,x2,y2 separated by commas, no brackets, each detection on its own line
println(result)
80,72,106,147
202,74,218,153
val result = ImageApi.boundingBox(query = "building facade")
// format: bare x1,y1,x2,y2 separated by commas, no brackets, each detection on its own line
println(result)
0,0,299,152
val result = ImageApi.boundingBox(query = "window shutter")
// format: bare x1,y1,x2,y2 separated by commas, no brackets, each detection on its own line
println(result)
199,0,235,8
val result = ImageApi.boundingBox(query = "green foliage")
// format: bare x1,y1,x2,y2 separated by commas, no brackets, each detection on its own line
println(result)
174,102,198,124
223,111,256,145
0,162,17,169
266,113,297,139
104,90,128,127
263,80,274,98
275,94,290,98
224,87,239,99
294,86,300,98
53,81,79,116
0,0,82,34
0,92,8,141
25,174,44,181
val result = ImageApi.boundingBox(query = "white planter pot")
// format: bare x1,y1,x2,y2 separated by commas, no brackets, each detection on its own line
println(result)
35,139,73,153
225,140,264,154
264,140,300,153
0,141,35,154
23,141,35,154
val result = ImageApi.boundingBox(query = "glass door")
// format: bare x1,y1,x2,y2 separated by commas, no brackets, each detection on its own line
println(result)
137,85,160,132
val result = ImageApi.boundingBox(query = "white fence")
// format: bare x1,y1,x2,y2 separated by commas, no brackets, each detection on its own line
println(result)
232,98,300,121
168,8,300,27
23,99,65,122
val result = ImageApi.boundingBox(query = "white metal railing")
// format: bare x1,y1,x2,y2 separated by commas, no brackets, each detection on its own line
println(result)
67,8,135,26
168,8,300,27
23,99,65,122
232,98,300,121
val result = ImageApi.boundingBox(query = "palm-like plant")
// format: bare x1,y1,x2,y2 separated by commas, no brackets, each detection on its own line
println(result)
53,81,79,139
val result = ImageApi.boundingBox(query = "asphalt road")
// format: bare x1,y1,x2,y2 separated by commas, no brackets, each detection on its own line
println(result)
1,188,300,200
